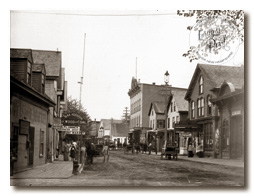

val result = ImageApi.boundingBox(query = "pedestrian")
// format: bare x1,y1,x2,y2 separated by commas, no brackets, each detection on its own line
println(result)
64,142,70,161
70,144,76,161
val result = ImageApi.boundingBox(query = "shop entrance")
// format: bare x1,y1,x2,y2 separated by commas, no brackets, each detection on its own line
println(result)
29,127,35,165
230,116,242,159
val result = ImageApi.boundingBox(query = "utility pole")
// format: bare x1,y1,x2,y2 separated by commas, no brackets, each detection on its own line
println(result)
78,33,86,163
122,107,130,123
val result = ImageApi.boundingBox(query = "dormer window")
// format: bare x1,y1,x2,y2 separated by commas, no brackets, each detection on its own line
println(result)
27,61,32,84
199,76,204,94
32,64,46,94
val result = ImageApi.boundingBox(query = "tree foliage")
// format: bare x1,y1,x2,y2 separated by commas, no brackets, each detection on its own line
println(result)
177,10,244,62
62,97,91,134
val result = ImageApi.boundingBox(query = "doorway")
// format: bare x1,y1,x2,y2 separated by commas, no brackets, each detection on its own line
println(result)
29,127,35,165
230,116,242,159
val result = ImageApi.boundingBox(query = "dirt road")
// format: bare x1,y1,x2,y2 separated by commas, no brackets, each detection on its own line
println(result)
71,150,244,187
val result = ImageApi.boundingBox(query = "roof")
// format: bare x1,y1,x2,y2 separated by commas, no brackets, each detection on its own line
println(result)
32,64,46,73
171,89,188,112
185,63,244,100
111,123,129,137
32,50,62,78
100,119,122,130
148,101,166,116
10,48,33,62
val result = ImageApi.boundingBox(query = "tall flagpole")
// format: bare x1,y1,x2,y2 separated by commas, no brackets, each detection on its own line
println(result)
78,33,86,163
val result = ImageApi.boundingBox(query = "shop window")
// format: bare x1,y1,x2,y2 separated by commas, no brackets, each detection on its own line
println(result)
222,119,229,151
199,76,204,94
204,123,213,150
39,129,44,158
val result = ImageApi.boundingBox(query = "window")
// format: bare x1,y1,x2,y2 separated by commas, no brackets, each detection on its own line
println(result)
39,129,44,157
27,61,31,84
207,95,212,115
41,74,45,93
176,116,179,123
204,123,213,150
201,98,205,116
191,101,195,119
199,76,204,94
171,102,173,112
174,101,176,112
167,118,170,128
222,119,229,151
197,98,201,117
197,98,204,117
157,120,165,129
172,117,175,127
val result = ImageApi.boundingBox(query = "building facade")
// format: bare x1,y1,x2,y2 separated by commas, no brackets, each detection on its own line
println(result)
182,63,244,158
211,82,244,159
10,48,68,173
167,89,188,155
10,49,55,172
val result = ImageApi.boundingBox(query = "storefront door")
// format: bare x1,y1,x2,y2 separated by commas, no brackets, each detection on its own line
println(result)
29,127,35,165
230,116,242,159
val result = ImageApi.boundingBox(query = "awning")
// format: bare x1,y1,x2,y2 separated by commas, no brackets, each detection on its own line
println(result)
174,120,202,132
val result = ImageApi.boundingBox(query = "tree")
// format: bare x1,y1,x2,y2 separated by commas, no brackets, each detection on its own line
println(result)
177,10,244,62
62,97,91,136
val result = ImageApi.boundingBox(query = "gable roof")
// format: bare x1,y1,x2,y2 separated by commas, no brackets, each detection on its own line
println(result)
170,89,188,112
10,48,33,63
185,63,244,100
148,101,166,116
32,50,62,78
111,123,129,137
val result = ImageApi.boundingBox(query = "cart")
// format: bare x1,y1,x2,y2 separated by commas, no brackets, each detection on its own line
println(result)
161,143,178,160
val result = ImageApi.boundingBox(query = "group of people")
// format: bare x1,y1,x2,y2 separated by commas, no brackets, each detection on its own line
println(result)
62,140,97,165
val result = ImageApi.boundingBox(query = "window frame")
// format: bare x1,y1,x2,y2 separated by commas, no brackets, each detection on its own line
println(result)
199,75,204,94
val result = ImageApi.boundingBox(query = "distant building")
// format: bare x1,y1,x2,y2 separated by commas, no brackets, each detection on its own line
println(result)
98,119,129,145
128,77,187,148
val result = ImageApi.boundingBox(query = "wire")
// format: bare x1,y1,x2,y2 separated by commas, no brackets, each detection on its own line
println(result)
11,10,177,17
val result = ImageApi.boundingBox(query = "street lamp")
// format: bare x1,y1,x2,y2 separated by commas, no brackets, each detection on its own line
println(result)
164,70,171,146
164,70,170,85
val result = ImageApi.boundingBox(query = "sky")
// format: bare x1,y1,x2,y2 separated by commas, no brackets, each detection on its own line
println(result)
10,10,244,121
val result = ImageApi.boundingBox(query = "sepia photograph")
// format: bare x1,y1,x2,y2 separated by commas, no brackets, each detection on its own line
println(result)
5,0,252,193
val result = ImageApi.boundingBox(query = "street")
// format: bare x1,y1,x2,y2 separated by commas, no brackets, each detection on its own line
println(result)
11,149,244,187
